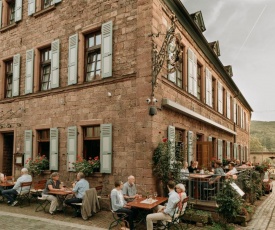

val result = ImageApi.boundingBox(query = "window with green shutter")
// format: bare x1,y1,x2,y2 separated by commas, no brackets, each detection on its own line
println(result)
67,126,77,171
100,124,112,173
24,130,33,167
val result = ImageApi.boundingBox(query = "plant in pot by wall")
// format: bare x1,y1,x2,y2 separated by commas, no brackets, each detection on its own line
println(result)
152,138,184,195
72,155,100,176
25,155,49,176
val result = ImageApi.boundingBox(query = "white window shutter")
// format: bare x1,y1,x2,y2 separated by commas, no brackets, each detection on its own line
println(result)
25,49,34,94
67,126,77,171
218,81,223,114
101,21,113,78
168,125,176,161
208,136,212,142
217,139,223,161
15,0,22,22
0,1,2,29
100,124,112,173
167,44,176,83
24,130,33,167
187,131,193,164
233,143,238,159
51,39,60,88
227,141,230,159
50,128,59,170
28,0,35,16
193,54,198,97
205,68,212,107
68,34,78,85
12,54,20,97
227,92,231,119
187,48,194,94
233,99,237,123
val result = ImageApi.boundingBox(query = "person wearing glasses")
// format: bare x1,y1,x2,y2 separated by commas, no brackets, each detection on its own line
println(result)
111,180,134,230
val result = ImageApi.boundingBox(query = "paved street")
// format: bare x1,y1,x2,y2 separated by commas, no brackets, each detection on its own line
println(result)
0,182,275,230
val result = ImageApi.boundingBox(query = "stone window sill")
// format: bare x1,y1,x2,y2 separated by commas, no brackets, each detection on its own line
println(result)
0,23,17,33
33,5,56,18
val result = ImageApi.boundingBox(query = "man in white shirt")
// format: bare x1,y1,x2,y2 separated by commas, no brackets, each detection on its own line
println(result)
2,168,32,206
226,162,238,176
146,181,180,230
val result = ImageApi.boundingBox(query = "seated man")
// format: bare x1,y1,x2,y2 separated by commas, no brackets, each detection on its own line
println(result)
146,181,180,230
65,172,90,217
0,172,5,194
2,168,32,206
122,175,138,201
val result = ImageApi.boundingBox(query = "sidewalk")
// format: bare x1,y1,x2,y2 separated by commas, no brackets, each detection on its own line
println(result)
243,181,275,230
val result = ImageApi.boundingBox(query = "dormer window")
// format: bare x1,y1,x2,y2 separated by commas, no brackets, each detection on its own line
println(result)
209,41,221,57
190,11,206,32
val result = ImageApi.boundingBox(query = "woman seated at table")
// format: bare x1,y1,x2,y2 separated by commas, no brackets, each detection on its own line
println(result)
111,180,134,230
0,172,4,194
42,172,65,215
175,183,187,214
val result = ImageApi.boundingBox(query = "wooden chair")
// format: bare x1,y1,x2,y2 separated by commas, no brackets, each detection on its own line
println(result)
16,182,32,208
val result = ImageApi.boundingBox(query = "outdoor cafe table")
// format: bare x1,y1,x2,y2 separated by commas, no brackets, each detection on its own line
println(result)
0,181,15,189
188,173,212,199
127,197,168,225
48,190,73,207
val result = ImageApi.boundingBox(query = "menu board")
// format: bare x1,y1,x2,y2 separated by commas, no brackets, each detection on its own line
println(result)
230,182,245,197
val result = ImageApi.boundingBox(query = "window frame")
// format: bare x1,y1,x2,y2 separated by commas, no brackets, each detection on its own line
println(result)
39,47,52,91
85,31,102,82
5,59,13,98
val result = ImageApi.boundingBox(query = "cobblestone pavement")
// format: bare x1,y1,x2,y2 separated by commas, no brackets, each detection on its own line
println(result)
0,182,274,230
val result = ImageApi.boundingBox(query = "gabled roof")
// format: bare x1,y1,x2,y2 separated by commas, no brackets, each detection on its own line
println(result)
209,41,220,57
190,11,206,32
224,65,233,77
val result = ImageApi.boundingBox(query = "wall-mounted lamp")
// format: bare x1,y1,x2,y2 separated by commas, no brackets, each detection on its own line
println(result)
107,92,112,97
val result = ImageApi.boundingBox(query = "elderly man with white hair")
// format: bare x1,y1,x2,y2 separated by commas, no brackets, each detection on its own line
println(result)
2,168,32,206
122,175,139,201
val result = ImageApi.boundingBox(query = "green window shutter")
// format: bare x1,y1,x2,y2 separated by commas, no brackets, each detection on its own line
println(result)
100,124,112,173
233,143,237,159
226,141,230,159
24,130,33,167
50,128,59,170
54,0,62,3
67,126,77,171
12,54,20,97
187,131,193,164
187,48,194,94
0,1,2,28
101,21,113,78
68,34,78,85
240,145,244,161
25,49,34,94
51,39,60,88
217,139,222,161
193,54,198,97
233,99,237,123
28,0,35,16
168,125,175,161
15,0,22,22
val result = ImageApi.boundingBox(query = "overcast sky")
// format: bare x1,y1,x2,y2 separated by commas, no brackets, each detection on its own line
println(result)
181,0,275,121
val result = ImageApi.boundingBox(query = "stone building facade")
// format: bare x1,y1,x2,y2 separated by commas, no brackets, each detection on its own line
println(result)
0,0,252,192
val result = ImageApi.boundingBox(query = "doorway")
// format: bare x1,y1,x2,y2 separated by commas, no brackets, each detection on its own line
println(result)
1,133,14,175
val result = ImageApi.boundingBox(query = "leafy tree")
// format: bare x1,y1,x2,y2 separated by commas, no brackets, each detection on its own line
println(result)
250,136,264,151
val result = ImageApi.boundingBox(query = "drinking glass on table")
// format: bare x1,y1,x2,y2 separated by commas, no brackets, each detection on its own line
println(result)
153,192,158,199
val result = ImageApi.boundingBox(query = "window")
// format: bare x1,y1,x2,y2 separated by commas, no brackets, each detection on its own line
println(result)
5,60,13,98
167,39,183,88
40,47,51,91
197,63,202,100
42,0,53,9
85,32,101,82
0,0,22,29
226,92,231,119
7,0,15,25
37,130,50,166
175,129,185,161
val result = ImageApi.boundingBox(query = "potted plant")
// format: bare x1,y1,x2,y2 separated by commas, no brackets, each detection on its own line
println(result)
25,155,49,176
72,155,100,176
